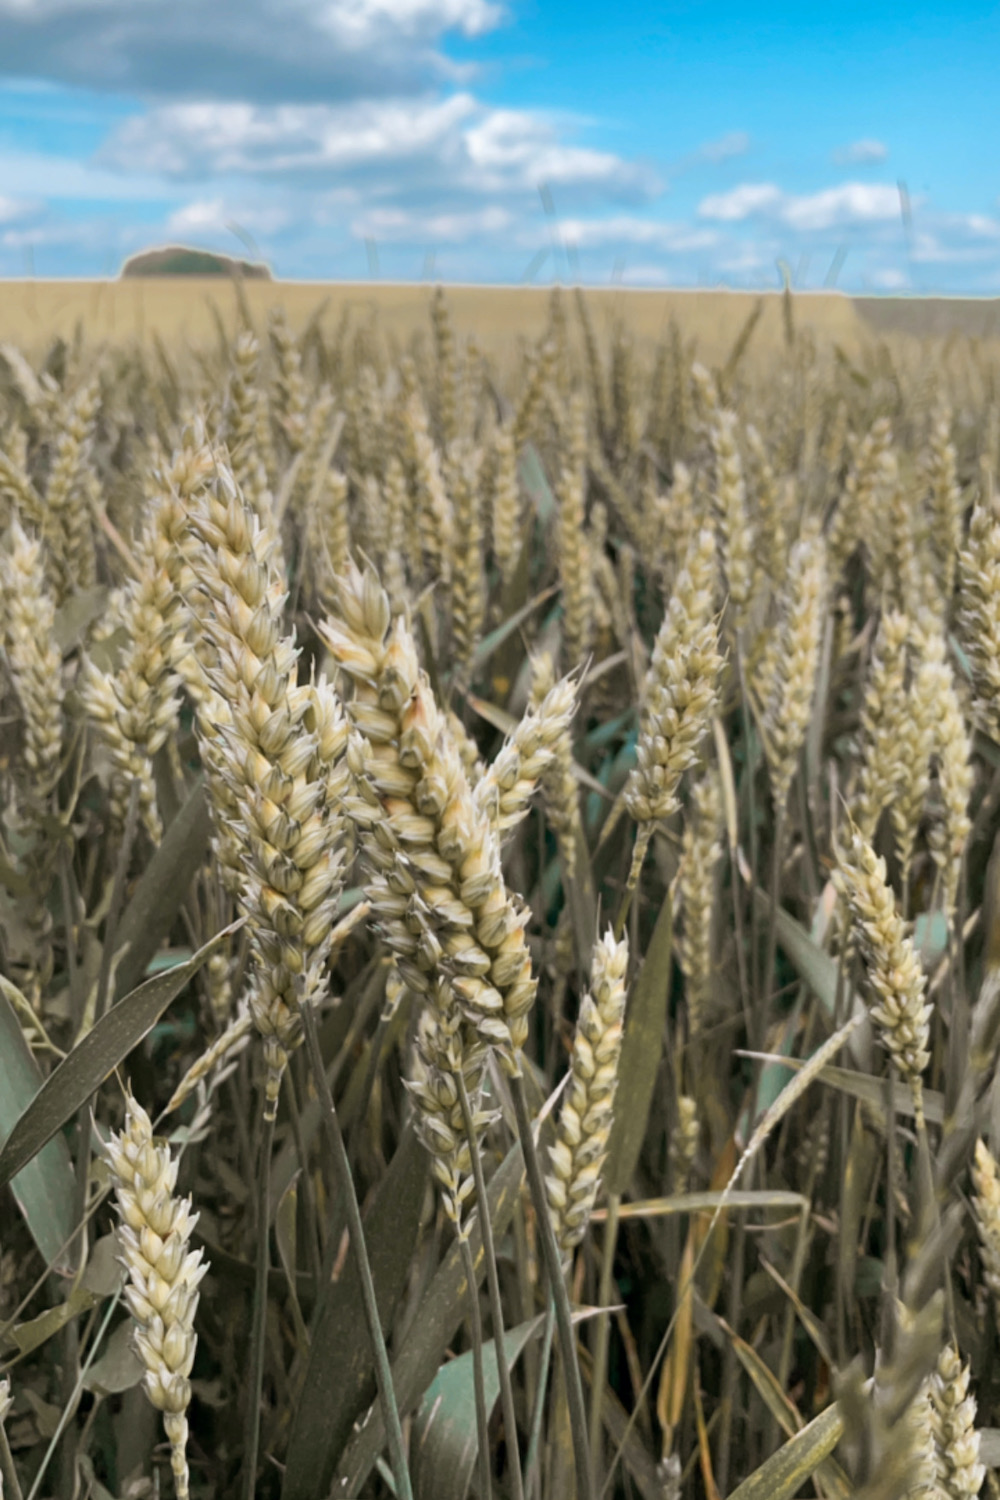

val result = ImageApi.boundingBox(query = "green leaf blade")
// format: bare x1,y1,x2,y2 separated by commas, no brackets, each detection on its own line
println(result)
0,920,242,1192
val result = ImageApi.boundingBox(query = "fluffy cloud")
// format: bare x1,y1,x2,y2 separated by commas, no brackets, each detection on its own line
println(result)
351,203,513,242
0,0,502,102
0,194,36,223
166,198,291,238
99,94,656,208
833,138,889,164
103,95,479,177
557,216,717,252
698,180,902,231
698,183,782,222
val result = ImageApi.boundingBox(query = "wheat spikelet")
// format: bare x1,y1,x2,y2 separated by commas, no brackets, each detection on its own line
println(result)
268,308,307,453
924,643,973,922
490,426,521,589
972,1139,1000,1319
406,393,453,594
745,422,787,589
820,397,850,498
625,527,724,880
557,412,593,672
446,439,485,685
406,994,494,1230
0,442,43,531
709,407,754,626
546,929,628,1253
312,466,350,605
43,375,100,603
676,769,724,1043
881,450,925,619
380,454,410,614
671,1094,699,1190
446,709,484,786
761,525,826,809
165,1005,254,1116
319,561,537,1061
890,619,943,884
927,1346,985,1499
833,825,932,1127
476,666,578,839
0,517,63,801
654,460,699,594
223,330,271,515
432,287,458,449
575,289,610,449
855,610,911,841
106,1094,208,1500
81,448,206,841
924,397,963,618
529,653,581,879
287,386,337,521
957,480,1000,743
828,415,892,581
349,364,385,481
187,461,350,1115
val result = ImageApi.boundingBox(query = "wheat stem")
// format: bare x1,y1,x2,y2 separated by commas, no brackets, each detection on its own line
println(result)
510,1071,594,1500
525,1295,556,1500
300,998,413,1500
455,1067,524,1500
243,1110,275,1500
457,1232,494,1500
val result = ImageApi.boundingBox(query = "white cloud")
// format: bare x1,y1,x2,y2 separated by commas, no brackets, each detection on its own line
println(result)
464,109,655,192
833,138,888,165
781,182,901,231
557,216,716,251
105,95,478,176
352,203,512,241
100,93,656,209
698,183,782,221
0,195,36,223
0,0,504,101
867,266,909,288
698,179,902,231
166,198,290,237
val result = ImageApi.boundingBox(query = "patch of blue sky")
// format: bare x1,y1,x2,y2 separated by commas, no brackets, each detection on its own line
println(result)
0,0,997,287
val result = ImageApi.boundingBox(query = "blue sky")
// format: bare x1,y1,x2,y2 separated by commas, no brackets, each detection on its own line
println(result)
0,0,998,289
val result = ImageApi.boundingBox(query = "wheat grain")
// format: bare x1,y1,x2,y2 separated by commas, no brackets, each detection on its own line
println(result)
107,1094,208,1500
928,1346,985,1499
676,769,724,1044
546,930,628,1253
833,825,932,1127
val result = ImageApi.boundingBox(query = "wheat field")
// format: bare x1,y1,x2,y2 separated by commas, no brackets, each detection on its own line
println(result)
1,281,1000,1500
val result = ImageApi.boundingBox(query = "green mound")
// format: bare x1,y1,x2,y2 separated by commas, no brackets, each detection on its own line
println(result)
120,246,271,279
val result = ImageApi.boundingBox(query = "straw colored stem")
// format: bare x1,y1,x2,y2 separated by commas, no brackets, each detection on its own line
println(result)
455,1067,524,1500
510,1072,594,1500
300,999,413,1500
458,1233,494,1500
243,1110,275,1500
588,1192,620,1483
525,1296,556,1500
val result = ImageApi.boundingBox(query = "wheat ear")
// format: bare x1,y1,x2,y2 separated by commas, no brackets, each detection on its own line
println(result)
107,1094,208,1500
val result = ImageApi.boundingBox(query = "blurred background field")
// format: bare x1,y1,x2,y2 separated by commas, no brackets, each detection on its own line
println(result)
6,280,999,367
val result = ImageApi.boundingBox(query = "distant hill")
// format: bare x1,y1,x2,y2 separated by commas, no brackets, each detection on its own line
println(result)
120,246,271,279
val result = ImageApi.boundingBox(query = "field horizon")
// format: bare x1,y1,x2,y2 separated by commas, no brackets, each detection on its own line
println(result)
3,278,999,366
